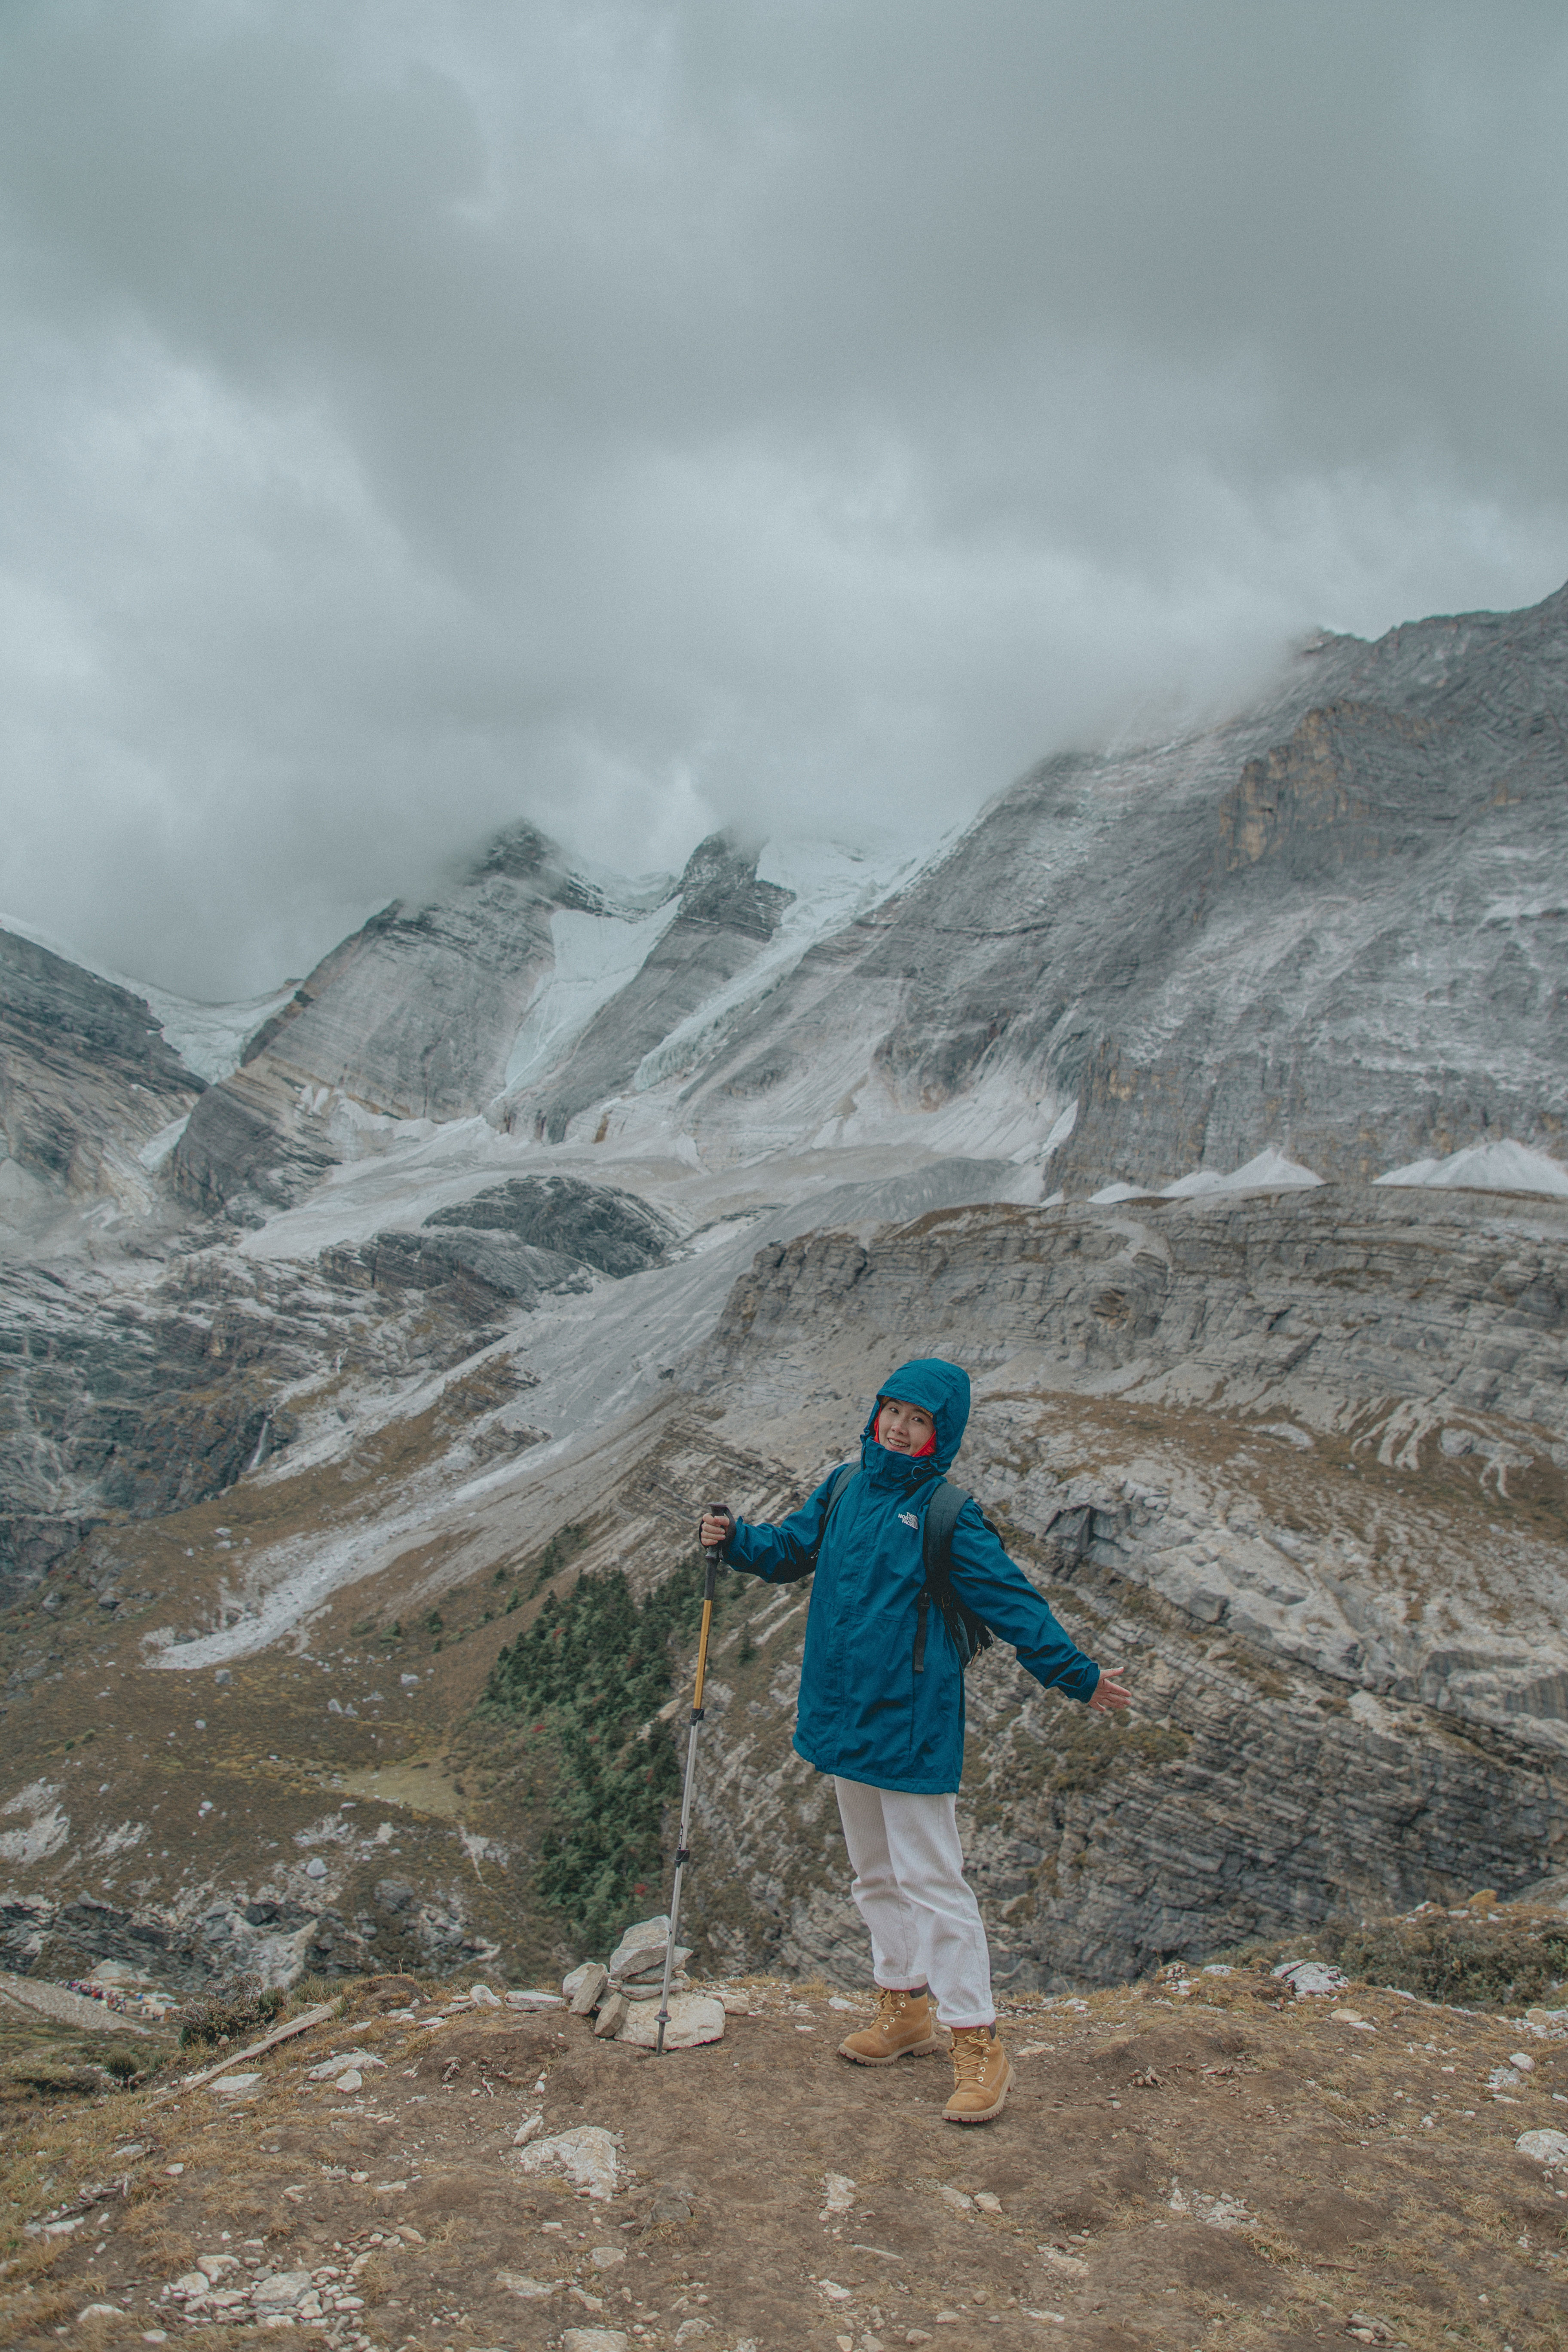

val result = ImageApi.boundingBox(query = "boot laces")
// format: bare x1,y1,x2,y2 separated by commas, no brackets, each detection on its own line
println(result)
875,1986,911,2025
950,2027,992,2084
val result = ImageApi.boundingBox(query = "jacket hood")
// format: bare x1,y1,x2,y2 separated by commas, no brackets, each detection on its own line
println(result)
860,1357,971,1478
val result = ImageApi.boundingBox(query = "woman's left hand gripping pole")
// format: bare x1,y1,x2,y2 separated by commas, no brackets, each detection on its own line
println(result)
656,1504,729,2055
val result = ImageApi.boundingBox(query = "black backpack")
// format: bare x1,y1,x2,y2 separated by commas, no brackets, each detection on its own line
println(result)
815,1465,996,1674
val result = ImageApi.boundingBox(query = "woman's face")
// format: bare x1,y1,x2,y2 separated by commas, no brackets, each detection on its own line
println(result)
876,1396,937,1455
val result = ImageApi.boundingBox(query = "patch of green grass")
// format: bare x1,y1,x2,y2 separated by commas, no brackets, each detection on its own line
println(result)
479,1550,728,1949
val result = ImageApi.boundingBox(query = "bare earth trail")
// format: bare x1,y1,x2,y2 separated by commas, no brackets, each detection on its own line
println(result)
5,1965,1568,2351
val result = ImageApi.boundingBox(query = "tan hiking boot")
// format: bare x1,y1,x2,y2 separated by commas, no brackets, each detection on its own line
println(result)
838,1986,941,2066
943,2024,1013,2123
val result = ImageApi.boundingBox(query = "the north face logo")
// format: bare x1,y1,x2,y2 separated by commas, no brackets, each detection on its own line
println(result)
898,1510,919,1529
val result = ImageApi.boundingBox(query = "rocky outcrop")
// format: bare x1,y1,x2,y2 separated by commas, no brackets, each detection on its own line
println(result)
171,826,584,1222
0,1171,683,1597
0,927,203,1235
0,1880,494,1991
705,1186,1568,1450
0,1233,525,1602
522,834,793,1142
424,1175,678,1277
168,824,792,1224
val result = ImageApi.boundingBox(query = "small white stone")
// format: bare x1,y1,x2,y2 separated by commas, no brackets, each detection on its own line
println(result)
1517,2128,1568,2164
1510,2052,1537,2071
1274,1960,1348,1997
496,2270,559,2300
615,1993,725,2050
607,1917,687,1978
590,2245,627,2268
469,1982,502,2006
304,1857,328,1879
252,2269,315,2309
511,2124,621,2199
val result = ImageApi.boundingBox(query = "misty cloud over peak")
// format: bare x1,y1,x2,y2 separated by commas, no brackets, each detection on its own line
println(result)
1,0,1564,998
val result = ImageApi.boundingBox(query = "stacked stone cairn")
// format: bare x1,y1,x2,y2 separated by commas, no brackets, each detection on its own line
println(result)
561,1916,725,2049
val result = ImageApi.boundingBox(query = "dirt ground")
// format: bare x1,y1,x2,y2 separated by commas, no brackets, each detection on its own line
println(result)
3,1961,1568,2352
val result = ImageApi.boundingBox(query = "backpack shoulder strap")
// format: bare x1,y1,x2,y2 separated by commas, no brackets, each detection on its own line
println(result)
915,1479,996,1672
921,1478,968,1581
807,1464,857,1566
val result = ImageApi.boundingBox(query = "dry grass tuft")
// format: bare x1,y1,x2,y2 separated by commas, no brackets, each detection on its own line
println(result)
1221,1897,1568,2012
120,2221,195,2271
176,1972,284,2052
1326,1906,1568,2009
0,2279,77,2342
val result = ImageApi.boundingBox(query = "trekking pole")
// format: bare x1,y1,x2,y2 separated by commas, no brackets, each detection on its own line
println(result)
656,1506,723,2056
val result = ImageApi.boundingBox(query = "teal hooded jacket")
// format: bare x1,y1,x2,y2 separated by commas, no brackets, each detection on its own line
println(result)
720,1357,1101,1795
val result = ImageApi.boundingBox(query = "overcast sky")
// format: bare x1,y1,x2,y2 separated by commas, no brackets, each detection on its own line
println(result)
1,0,1565,999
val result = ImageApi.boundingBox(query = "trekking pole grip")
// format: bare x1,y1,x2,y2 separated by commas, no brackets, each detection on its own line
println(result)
692,1502,723,1714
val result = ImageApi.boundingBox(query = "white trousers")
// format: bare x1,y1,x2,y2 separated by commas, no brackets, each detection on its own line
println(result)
833,1775,994,2029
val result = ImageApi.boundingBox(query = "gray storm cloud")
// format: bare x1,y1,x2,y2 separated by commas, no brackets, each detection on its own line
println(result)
0,0,1565,998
